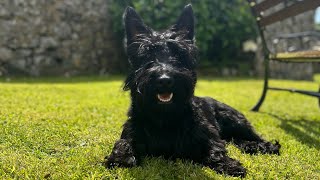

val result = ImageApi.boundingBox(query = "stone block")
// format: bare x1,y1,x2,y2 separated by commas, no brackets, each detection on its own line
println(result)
0,48,13,62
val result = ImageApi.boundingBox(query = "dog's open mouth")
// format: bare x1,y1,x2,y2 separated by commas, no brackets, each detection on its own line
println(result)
157,93,173,103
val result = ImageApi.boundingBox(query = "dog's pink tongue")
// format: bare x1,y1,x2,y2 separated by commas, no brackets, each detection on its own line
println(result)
159,93,171,99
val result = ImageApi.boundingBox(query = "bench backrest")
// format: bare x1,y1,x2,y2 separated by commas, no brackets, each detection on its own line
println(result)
248,0,320,27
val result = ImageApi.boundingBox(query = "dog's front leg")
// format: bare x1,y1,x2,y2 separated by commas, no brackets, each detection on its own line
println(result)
104,120,138,168
104,139,137,168
202,143,247,177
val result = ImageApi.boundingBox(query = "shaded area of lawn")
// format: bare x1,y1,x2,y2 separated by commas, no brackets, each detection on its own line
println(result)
267,113,320,150
0,75,319,179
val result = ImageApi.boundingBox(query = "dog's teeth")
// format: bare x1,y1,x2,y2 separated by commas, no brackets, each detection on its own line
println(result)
157,93,173,102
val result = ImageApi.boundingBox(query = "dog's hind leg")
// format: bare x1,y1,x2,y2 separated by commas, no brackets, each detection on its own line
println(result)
218,104,280,154
205,98,281,155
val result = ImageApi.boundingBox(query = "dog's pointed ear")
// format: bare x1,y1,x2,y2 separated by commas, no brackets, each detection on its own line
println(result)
171,4,194,40
124,7,151,45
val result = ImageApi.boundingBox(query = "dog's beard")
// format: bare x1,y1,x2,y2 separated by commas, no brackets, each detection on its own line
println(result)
138,85,192,115
131,68,196,115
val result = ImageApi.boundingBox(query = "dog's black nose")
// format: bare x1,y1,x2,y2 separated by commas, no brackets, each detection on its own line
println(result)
156,74,174,89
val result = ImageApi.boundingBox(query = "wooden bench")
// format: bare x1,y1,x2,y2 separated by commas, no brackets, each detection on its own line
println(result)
247,0,320,111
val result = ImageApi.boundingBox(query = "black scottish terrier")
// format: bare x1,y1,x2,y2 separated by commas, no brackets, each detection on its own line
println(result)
104,4,280,177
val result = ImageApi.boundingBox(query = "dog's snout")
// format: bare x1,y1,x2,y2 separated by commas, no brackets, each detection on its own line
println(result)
156,74,174,89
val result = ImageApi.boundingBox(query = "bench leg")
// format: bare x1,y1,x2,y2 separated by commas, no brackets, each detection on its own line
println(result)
251,58,269,112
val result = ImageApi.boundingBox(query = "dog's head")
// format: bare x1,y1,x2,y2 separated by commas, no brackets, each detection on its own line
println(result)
123,4,198,113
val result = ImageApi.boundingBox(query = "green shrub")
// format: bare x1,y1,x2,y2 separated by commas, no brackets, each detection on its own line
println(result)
108,0,257,62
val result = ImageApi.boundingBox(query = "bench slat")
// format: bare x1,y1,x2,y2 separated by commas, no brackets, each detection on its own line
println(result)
248,0,283,13
270,50,320,62
259,0,320,27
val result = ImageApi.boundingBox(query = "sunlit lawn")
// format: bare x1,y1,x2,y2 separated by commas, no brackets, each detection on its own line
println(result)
0,75,319,179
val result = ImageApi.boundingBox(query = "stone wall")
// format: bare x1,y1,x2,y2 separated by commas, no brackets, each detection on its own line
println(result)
254,1,316,80
0,0,125,76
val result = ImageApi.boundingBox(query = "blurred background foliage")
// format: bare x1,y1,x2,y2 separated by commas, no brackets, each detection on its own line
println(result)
2,0,319,76
108,0,257,73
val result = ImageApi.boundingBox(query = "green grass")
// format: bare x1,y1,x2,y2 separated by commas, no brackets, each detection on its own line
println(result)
0,76,319,179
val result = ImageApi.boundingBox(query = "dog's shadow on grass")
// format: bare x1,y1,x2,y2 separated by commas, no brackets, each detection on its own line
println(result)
267,113,320,150
125,157,215,179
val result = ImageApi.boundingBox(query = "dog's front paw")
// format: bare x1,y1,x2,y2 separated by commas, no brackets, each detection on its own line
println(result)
210,157,247,178
103,154,137,168
221,163,247,178
104,139,137,168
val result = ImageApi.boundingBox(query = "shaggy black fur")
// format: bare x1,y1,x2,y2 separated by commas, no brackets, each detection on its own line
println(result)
104,4,281,177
